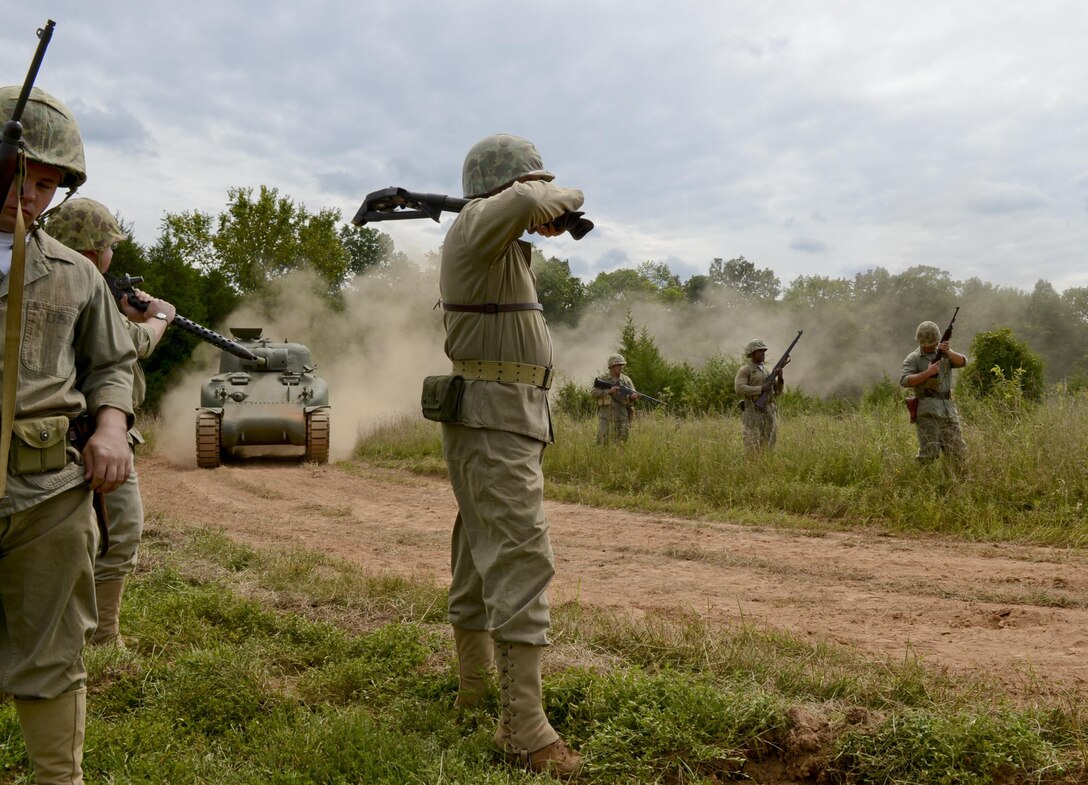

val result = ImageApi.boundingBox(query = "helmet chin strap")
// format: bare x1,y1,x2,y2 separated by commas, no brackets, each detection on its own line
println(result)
34,184,77,227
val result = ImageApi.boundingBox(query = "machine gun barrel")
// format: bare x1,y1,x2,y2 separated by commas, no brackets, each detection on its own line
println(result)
592,377,666,406
353,186,594,240
105,273,266,366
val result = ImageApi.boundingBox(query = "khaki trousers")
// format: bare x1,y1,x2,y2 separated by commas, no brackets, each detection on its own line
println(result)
742,402,778,450
95,453,143,582
0,486,96,698
442,424,554,645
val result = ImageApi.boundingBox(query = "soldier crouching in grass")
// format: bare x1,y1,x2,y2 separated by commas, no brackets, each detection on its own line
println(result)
734,339,784,451
900,320,967,465
590,353,639,445
0,86,136,785
46,198,177,648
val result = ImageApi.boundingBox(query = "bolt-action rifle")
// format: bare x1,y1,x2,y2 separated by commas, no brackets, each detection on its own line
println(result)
105,273,267,367
0,20,55,217
352,186,595,240
932,307,959,363
592,377,666,406
754,330,803,411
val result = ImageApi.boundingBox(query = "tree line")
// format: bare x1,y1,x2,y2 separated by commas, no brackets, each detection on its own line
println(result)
106,185,1086,411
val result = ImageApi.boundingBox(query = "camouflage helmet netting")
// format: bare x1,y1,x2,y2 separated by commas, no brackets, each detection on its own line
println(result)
744,339,768,357
462,134,554,198
45,198,124,252
607,354,626,367
0,86,86,189
916,321,941,345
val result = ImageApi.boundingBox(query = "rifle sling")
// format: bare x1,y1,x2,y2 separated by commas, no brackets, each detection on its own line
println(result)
441,302,543,314
0,158,27,498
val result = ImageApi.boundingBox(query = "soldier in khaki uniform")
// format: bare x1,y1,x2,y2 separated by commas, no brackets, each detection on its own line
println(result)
591,353,639,445
440,134,582,777
734,338,784,451
900,320,967,464
0,87,136,785
46,198,176,647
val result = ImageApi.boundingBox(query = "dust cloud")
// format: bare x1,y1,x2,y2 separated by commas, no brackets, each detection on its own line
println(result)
156,261,448,466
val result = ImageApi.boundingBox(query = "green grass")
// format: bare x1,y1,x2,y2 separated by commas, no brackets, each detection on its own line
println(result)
2,518,1083,784
355,396,1088,547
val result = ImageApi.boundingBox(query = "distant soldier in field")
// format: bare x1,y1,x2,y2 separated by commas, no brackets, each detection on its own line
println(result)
591,353,639,445
734,338,784,451
900,320,967,464
438,134,583,776
46,198,176,647
0,85,136,785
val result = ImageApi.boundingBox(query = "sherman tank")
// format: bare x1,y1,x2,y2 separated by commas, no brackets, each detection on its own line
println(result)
195,328,330,468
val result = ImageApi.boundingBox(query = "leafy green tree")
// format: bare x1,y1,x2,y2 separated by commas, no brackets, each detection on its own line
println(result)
339,224,394,280
163,186,348,295
683,274,711,303
636,261,685,303
707,256,781,300
960,328,1045,402
586,268,660,304
782,275,853,308
534,253,586,326
617,314,690,403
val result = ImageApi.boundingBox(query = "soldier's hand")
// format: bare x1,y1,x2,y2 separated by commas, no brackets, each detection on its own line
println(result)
83,407,132,493
761,381,774,392
529,222,564,238
629,391,640,400
927,360,942,376
610,386,620,394
938,340,950,353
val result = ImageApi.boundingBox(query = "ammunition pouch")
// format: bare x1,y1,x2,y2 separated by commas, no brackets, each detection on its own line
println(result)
421,375,465,423
8,415,71,476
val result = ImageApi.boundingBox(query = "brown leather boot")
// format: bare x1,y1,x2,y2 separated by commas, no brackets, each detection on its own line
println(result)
494,642,583,778
90,578,125,647
452,625,494,708
14,688,86,785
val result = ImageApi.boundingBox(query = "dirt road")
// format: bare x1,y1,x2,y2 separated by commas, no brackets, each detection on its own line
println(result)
139,453,1088,695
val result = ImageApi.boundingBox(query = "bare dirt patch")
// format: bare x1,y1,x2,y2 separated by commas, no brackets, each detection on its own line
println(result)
138,453,1088,697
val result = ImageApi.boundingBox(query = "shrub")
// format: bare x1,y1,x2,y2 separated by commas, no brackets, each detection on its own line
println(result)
961,328,1045,402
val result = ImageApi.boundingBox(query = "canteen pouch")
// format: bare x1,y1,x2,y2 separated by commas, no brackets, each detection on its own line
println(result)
421,375,465,423
8,415,70,475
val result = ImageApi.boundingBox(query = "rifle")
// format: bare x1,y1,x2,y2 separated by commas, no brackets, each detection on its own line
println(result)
592,377,666,406
0,20,55,213
352,186,595,240
754,330,803,411
932,307,959,362
105,273,268,367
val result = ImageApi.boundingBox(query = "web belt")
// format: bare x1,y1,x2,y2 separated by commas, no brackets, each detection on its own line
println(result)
441,302,543,314
451,360,553,390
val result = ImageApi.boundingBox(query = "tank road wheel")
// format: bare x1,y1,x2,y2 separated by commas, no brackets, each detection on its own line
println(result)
195,411,222,469
305,409,330,464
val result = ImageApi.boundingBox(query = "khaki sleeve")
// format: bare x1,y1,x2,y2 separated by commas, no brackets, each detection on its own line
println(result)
127,321,161,360
900,352,920,387
463,180,584,264
75,272,138,424
735,365,760,397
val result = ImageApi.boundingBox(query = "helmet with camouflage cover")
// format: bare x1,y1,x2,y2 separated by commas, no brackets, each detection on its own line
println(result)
744,339,768,357
45,198,124,252
916,321,941,345
0,86,86,189
462,134,554,198
607,354,626,367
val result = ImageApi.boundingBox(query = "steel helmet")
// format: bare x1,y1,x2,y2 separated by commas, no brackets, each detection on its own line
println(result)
607,354,626,367
462,134,554,198
744,339,768,357
916,321,941,345
45,198,124,252
0,85,86,189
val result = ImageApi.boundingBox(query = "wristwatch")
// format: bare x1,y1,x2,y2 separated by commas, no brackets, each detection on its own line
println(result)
153,312,169,322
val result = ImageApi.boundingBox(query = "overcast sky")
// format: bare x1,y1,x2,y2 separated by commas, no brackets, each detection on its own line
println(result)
4,1,1087,292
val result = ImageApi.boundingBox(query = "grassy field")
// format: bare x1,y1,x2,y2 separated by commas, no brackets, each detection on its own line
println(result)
0,515,1084,784
355,395,1088,547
